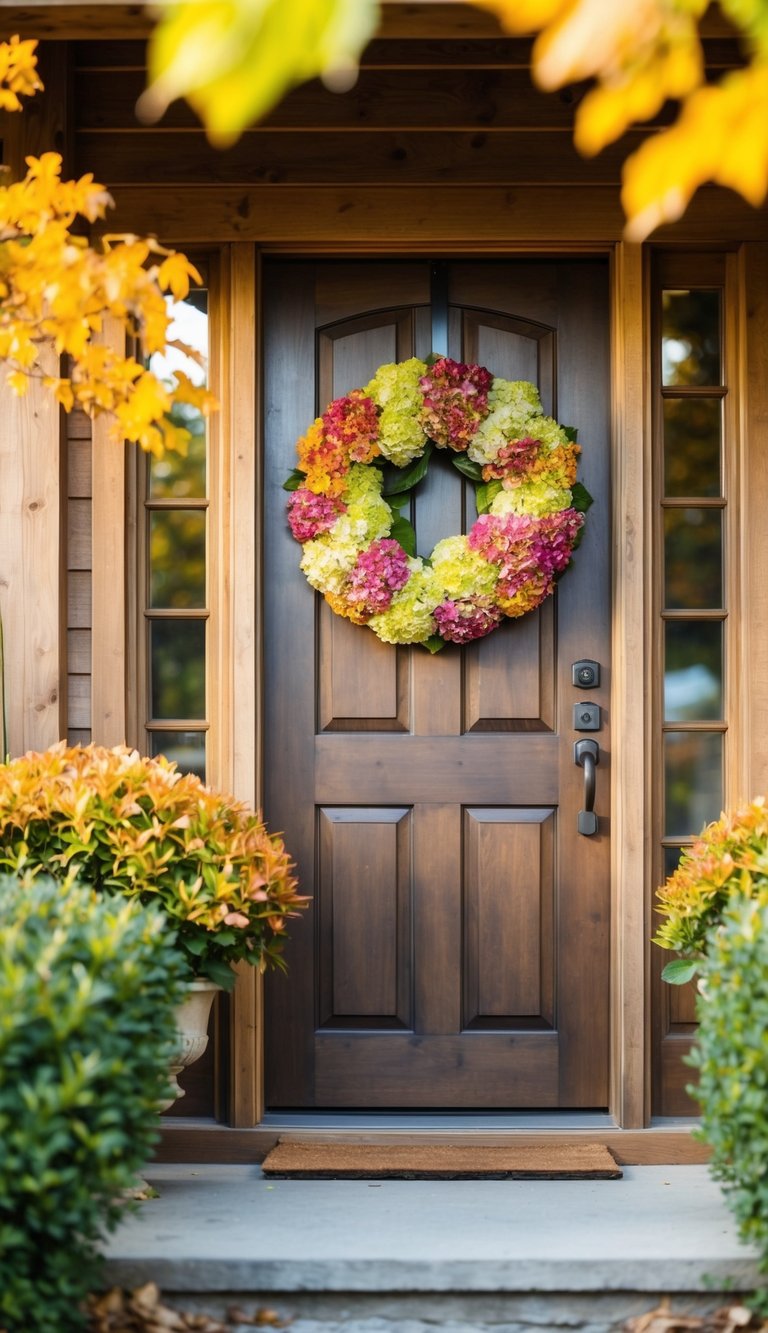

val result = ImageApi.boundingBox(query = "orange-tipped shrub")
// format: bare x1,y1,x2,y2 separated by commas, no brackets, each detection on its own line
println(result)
654,795,768,984
0,742,305,988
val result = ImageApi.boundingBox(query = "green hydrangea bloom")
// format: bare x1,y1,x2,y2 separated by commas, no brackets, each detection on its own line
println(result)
431,535,498,598
368,562,442,644
365,358,429,467
490,482,573,520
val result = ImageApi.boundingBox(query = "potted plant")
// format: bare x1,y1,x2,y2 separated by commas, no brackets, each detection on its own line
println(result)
654,795,768,985
0,742,307,1100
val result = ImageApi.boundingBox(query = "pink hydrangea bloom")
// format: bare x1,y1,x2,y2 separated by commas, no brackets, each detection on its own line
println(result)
287,488,346,543
434,596,503,643
342,539,411,617
530,509,584,574
419,357,493,452
322,390,380,465
481,436,540,483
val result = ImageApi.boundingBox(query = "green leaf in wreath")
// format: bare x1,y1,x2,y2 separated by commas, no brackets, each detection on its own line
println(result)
423,634,446,654
384,442,433,496
386,492,411,512
475,480,503,515
571,481,594,514
451,454,484,483
563,425,579,443
661,958,699,986
390,514,417,557
282,468,306,492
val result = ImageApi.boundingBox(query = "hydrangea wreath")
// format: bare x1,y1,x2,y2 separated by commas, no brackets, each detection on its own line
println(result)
284,356,592,651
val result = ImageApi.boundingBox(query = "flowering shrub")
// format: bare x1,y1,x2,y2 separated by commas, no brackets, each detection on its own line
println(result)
0,743,305,988
0,874,187,1332
688,889,768,1312
284,356,591,650
654,795,768,984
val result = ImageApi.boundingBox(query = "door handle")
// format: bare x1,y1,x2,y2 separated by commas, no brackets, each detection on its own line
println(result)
574,738,599,836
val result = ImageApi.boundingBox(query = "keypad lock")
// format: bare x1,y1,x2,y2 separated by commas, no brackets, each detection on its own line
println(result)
572,659,600,689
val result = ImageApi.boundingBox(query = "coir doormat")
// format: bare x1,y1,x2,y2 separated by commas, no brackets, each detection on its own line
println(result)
260,1140,622,1180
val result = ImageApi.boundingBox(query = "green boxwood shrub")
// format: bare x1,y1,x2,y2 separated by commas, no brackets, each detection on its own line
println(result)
0,874,188,1333
689,888,768,1307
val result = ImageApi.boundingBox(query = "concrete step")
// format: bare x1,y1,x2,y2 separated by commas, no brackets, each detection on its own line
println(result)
103,1164,761,1332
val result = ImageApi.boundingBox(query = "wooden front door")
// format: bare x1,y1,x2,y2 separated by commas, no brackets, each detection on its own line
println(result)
263,259,610,1110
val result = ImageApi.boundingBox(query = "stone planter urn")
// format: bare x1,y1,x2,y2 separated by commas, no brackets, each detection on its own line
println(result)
161,978,223,1111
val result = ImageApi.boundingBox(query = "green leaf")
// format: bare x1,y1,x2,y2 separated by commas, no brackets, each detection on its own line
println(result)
386,492,411,512
422,634,446,654
451,454,483,482
563,425,579,443
475,480,503,515
282,468,306,492
571,481,594,513
661,958,699,986
140,0,380,147
202,958,237,990
383,442,433,496
389,515,417,557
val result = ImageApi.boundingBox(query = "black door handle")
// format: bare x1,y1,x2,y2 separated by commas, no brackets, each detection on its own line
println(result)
574,738,599,836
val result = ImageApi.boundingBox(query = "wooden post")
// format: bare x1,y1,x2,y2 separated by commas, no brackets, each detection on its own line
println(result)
91,317,128,745
0,44,70,756
610,241,650,1128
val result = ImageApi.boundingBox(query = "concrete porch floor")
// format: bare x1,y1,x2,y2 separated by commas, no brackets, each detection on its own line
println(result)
102,1163,764,1332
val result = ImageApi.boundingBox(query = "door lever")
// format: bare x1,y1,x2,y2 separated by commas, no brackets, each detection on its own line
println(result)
574,738,599,836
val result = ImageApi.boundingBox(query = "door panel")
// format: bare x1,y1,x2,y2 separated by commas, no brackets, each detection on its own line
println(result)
263,260,610,1110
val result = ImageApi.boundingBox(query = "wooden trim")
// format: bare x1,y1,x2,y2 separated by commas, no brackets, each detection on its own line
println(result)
1,0,738,42
91,317,127,744
738,243,768,794
156,1122,710,1166
105,185,768,248
609,243,650,1129
217,244,262,1127
724,254,748,803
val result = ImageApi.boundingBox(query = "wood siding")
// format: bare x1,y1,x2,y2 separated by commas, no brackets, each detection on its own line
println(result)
66,410,92,744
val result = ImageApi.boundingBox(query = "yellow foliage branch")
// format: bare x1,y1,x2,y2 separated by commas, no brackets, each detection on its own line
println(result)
0,39,217,457
476,0,768,240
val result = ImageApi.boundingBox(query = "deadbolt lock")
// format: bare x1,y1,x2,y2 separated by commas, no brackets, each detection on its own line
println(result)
573,701,601,732
572,659,600,689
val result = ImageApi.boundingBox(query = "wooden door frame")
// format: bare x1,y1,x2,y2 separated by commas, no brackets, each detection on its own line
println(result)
227,239,652,1131
92,236,676,1144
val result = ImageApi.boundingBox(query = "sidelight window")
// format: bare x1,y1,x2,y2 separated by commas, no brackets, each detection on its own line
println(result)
139,286,210,780
652,253,736,1115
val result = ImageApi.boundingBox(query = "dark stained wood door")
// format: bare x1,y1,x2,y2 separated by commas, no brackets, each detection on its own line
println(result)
263,260,611,1109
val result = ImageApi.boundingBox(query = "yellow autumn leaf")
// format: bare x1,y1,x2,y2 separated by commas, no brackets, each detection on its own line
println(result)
6,368,29,395
157,253,204,300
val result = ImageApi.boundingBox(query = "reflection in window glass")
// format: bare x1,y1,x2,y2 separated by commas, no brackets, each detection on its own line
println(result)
663,845,685,880
150,511,206,608
149,289,208,499
663,398,721,498
150,730,206,782
150,619,206,719
662,289,721,386
664,731,722,839
664,509,722,609
664,621,723,721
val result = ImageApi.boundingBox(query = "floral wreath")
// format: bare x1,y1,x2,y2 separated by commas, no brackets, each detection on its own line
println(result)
283,356,592,651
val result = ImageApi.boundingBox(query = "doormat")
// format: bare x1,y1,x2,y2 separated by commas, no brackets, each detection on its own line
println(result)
260,1141,622,1180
